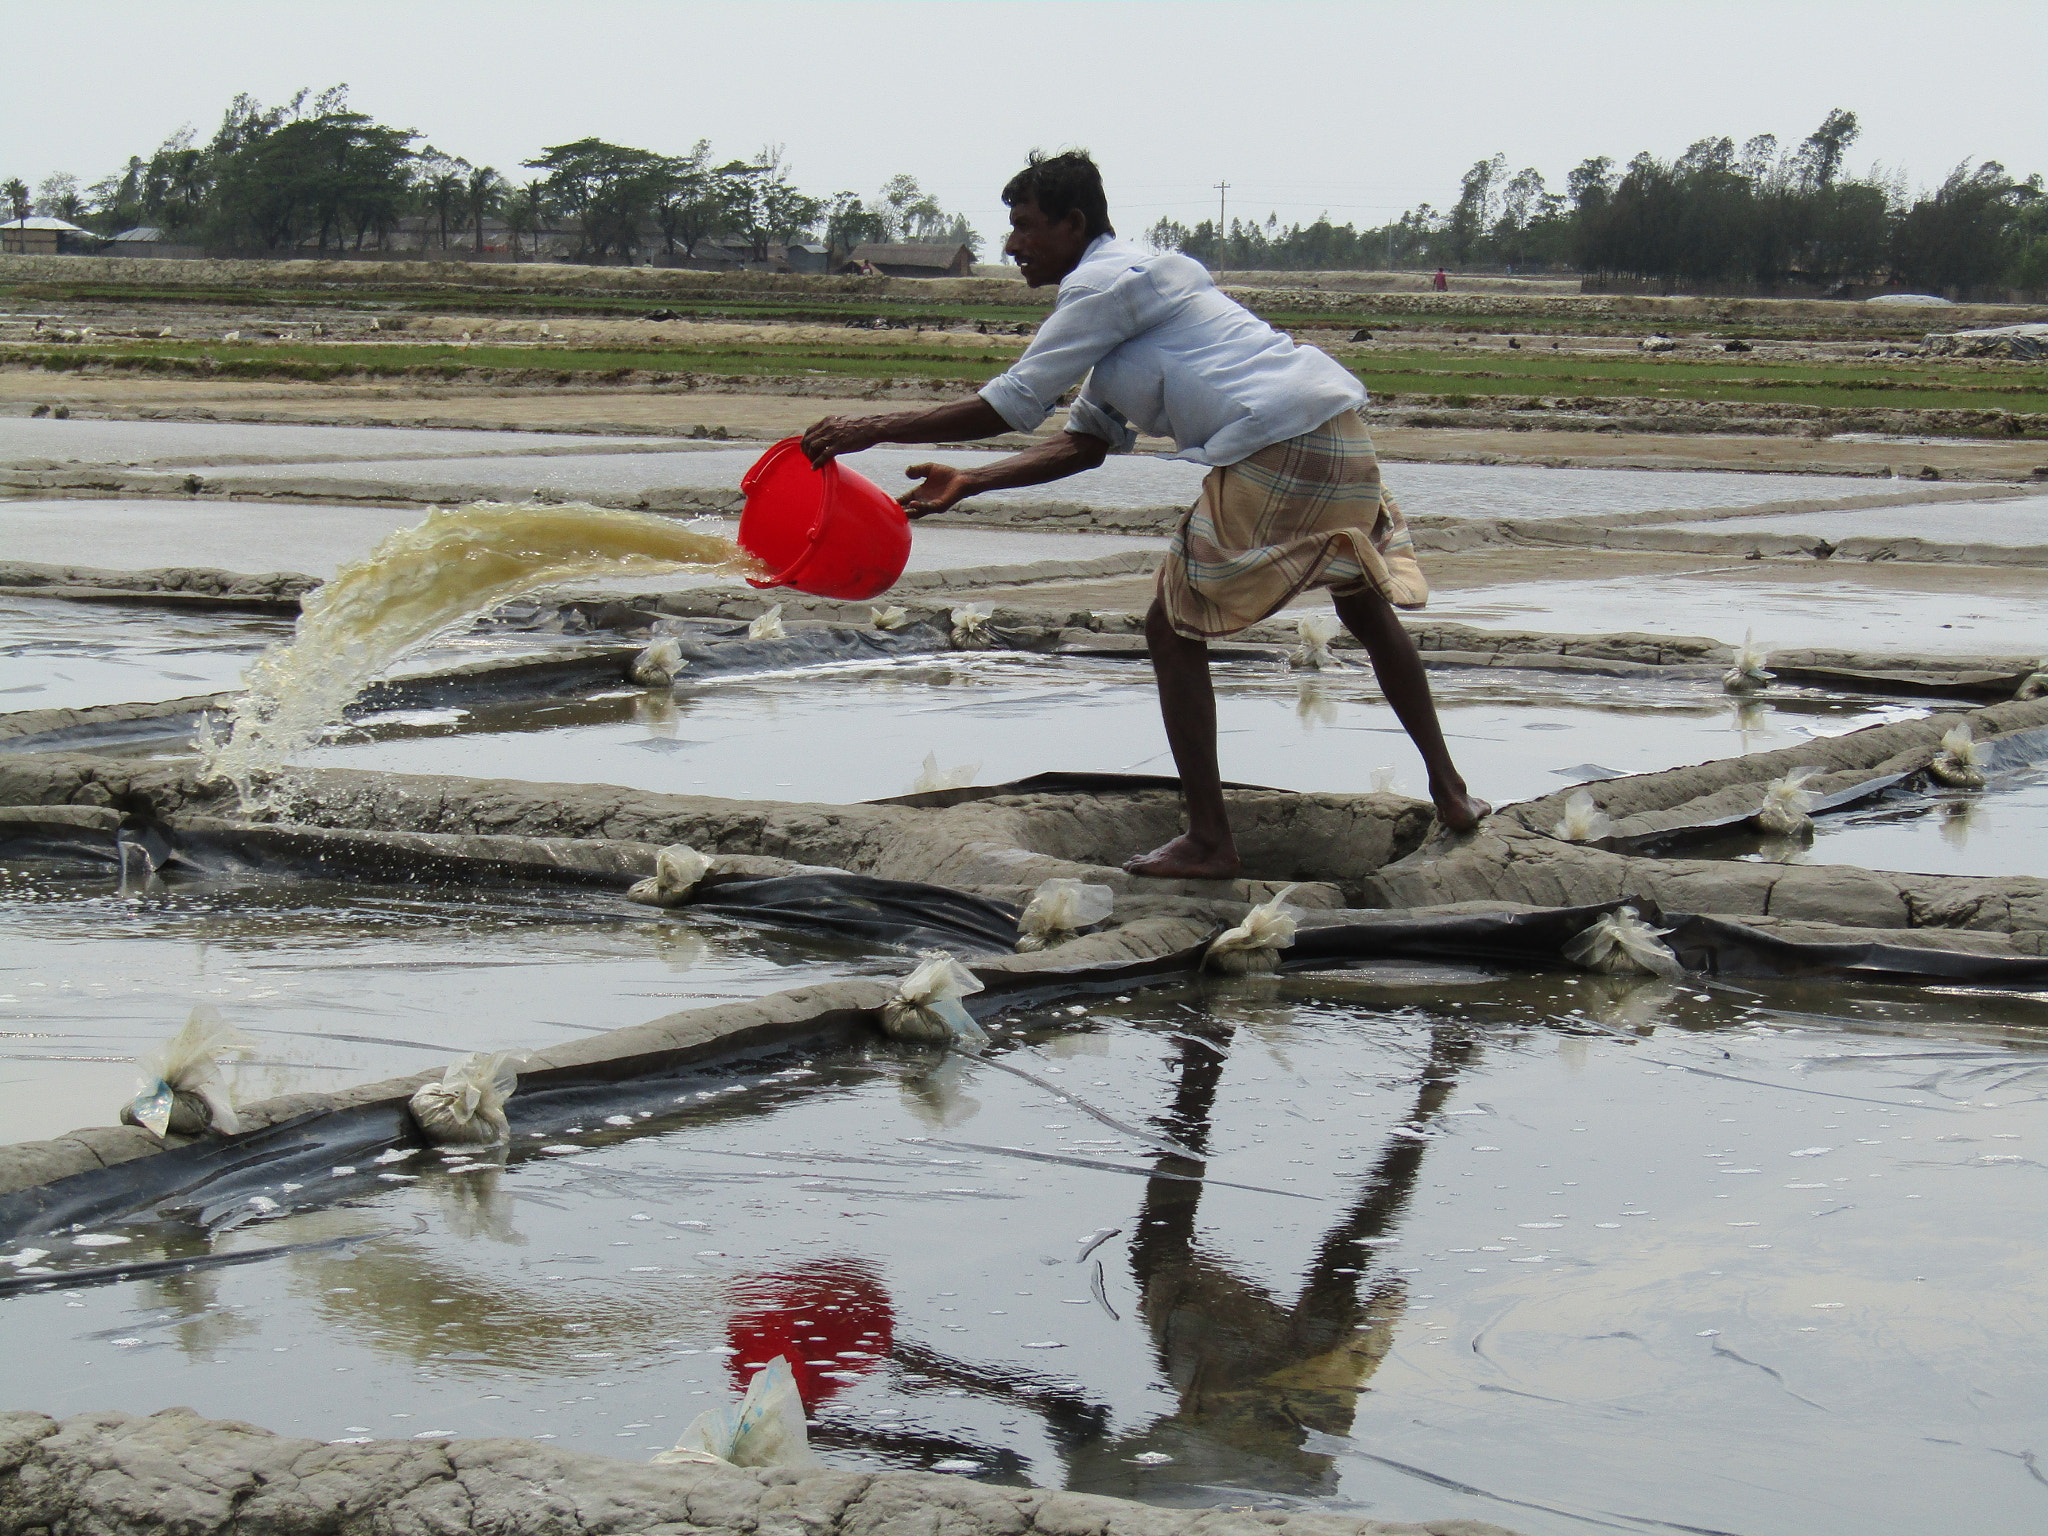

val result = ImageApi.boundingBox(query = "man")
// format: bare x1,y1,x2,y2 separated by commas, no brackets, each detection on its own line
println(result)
801,151,1486,879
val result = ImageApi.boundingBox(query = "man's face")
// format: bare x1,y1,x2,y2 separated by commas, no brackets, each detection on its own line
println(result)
1003,199,1091,288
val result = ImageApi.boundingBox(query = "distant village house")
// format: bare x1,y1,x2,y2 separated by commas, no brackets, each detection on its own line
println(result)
839,243,976,278
1,217,94,255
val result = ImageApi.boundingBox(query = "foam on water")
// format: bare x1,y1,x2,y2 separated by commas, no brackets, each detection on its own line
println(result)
197,502,755,806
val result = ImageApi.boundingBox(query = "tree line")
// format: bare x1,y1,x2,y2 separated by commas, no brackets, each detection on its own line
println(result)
1144,111,2046,298
3,86,981,264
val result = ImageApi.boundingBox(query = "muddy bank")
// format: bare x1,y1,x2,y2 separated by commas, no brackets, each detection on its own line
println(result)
0,1408,1512,1536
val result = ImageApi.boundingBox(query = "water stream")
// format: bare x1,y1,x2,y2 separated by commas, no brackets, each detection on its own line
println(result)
194,503,755,807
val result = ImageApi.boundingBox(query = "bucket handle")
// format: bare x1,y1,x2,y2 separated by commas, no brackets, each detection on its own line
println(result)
744,438,839,591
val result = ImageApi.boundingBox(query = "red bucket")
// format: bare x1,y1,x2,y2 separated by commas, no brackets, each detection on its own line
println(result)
736,438,911,601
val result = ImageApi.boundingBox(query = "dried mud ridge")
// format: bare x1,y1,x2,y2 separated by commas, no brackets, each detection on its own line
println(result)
0,1408,1515,1536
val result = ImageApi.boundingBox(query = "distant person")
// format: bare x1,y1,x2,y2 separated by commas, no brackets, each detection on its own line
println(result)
800,150,1487,878
1432,267,1448,292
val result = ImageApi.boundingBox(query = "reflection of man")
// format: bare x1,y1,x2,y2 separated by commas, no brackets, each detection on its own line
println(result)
804,151,1486,878
856,1007,1480,1496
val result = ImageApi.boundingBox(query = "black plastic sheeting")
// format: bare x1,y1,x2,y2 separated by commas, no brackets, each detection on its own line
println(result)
1563,724,2048,857
1288,898,2048,984
0,1006,876,1253
0,815,1022,956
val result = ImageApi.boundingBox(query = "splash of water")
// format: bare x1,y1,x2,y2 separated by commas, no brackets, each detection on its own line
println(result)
198,501,760,807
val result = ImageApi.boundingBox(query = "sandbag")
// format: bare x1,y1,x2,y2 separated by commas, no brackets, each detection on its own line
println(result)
655,1355,814,1469
878,951,990,1048
910,751,980,794
746,604,786,641
1553,788,1614,842
1723,630,1771,694
408,1050,522,1147
1015,878,1115,952
1203,885,1301,975
629,636,687,687
950,603,994,649
1929,723,1987,788
870,604,910,630
1289,612,1344,670
119,1007,255,1139
1755,766,1821,837
1563,905,1684,979
626,844,714,907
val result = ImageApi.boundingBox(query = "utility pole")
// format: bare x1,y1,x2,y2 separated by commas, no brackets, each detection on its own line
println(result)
1214,180,1230,239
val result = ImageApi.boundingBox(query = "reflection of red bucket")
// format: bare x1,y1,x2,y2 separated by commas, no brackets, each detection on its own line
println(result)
727,1260,894,1408
737,438,912,601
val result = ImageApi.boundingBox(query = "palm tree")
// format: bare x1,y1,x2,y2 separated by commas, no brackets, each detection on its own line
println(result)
502,180,549,261
466,165,503,254
2,179,27,221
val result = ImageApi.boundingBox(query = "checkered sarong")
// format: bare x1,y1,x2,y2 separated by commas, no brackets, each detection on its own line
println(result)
1156,409,1428,640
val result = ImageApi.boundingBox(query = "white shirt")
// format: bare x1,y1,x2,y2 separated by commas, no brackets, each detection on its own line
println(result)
977,234,1367,467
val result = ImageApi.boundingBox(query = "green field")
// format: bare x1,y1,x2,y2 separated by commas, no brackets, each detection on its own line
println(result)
8,334,2040,419
1355,349,2048,414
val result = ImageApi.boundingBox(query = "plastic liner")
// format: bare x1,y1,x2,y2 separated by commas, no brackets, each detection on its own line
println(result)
1284,900,2048,983
1,818,1022,956
0,1229,387,1299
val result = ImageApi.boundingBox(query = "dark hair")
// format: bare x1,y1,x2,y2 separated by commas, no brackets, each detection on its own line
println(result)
1001,150,1113,240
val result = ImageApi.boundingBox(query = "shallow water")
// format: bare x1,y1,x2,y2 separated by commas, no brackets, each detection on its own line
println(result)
273,653,1919,811
1657,496,2048,549
0,595,609,715
0,418,673,465
0,858,871,1144
5,972,2042,1535
1426,568,2046,655
205,450,1898,522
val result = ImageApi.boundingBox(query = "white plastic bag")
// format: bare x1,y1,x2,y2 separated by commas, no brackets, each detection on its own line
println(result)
409,1050,523,1147
878,950,990,1048
1288,612,1344,670
654,1355,815,1469
1553,788,1614,842
1563,905,1684,979
1755,766,1821,836
627,844,714,907
909,751,980,794
1370,766,1400,794
1203,884,1301,975
747,604,786,641
120,1007,255,1138
630,636,687,687
950,603,994,649
870,604,910,630
1929,723,1987,788
1722,630,1770,694
1015,878,1115,952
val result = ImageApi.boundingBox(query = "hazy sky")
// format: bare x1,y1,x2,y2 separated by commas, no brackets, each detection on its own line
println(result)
11,0,2044,242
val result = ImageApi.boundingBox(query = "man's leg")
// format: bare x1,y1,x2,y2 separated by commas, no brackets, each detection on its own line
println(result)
1332,586,1491,832
1125,598,1243,878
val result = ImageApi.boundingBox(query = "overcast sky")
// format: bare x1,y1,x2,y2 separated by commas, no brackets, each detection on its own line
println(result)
11,0,2044,243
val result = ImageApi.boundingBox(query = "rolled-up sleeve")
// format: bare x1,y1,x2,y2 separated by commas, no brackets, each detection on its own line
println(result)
977,280,1141,433
1065,384,1137,452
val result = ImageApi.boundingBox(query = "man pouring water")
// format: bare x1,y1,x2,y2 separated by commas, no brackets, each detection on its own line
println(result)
801,150,1487,879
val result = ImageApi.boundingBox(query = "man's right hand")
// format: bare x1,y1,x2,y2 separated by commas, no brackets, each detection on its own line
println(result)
800,414,882,467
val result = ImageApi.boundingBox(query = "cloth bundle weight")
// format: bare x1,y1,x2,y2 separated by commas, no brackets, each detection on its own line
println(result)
878,951,990,1048
408,1050,523,1147
1015,877,1115,952
1563,905,1684,979
119,1007,254,1138
1203,885,1302,975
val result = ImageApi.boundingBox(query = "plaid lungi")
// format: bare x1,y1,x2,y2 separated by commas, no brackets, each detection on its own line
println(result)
1156,409,1428,640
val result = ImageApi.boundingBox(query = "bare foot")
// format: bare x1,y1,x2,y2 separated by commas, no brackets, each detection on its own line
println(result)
1124,833,1242,880
1431,782,1491,834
